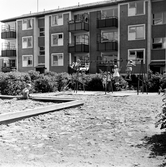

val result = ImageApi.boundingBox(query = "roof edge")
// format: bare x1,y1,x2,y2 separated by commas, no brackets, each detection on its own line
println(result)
1,0,125,23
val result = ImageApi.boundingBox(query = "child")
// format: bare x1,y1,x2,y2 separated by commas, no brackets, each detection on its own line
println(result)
126,60,135,79
102,74,107,90
113,64,120,85
22,83,31,99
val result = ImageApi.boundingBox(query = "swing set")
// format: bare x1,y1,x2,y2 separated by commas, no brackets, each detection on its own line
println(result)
68,58,149,95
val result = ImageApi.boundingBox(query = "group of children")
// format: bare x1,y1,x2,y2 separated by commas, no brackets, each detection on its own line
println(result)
102,60,135,90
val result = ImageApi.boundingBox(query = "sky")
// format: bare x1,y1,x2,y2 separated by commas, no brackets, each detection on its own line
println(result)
0,0,105,52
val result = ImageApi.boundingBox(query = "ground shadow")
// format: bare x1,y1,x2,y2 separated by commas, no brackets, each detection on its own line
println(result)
143,132,166,157
141,132,166,166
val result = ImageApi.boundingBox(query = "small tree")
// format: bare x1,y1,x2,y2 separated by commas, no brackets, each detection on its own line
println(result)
156,92,166,129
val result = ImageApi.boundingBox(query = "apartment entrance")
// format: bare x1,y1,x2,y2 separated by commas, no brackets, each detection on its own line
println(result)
150,62,165,74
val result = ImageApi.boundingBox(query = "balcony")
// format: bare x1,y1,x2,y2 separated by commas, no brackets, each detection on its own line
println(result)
97,34,118,52
96,59,114,72
1,66,16,73
1,43,16,57
97,17,118,29
152,24,166,38
151,49,166,61
1,25,16,39
68,20,89,32
37,55,45,65
38,37,45,47
1,59,16,72
97,41,118,51
68,43,89,53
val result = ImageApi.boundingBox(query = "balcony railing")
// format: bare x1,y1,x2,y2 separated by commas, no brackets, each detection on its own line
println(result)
38,55,45,65
1,43,16,57
151,49,166,61
38,37,45,47
68,42,89,53
1,25,16,39
97,16,118,29
1,66,16,73
97,34,118,51
68,20,89,32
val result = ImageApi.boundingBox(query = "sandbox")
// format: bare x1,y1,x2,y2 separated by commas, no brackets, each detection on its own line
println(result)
0,95,84,124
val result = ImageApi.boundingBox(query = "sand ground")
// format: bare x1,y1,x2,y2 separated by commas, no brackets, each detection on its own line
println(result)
0,92,165,167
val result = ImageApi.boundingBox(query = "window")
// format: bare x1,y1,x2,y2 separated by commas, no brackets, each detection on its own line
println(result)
153,38,166,49
75,34,89,44
51,33,63,46
39,28,45,36
74,54,90,68
101,31,118,42
22,19,32,30
153,12,166,25
102,53,117,63
51,53,64,66
101,8,118,19
51,14,63,26
22,36,33,48
74,13,89,23
128,1,144,16
128,49,145,64
9,59,16,67
22,55,33,67
38,55,45,65
39,47,45,55
3,59,16,67
128,25,145,40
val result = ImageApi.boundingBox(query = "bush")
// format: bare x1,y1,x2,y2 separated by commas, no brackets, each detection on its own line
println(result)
34,74,58,93
0,72,31,95
147,74,161,92
156,93,166,129
44,70,58,77
56,72,70,91
86,74,103,91
28,70,40,81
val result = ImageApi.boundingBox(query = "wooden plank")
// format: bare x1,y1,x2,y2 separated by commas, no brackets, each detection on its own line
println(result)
0,100,84,123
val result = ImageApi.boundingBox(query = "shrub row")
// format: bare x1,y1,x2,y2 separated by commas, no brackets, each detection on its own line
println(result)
0,70,166,95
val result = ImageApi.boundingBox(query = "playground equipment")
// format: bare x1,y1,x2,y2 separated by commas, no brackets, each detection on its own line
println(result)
69,58,149,95
136,59,148,95
124,59,148,95
68,59,88,93
69,59,123,94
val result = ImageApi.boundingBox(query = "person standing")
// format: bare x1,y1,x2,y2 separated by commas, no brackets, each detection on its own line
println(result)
102,73,107,90
107,71,112,92
113,64,120,85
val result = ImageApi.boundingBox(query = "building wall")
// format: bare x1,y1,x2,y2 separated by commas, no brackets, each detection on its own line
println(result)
151,0,166,72
17,19,35,72
0,59,2,71
49,13,69,73
119,1,148,74
89,11,100,73
3,0,162,74
152,0,166,13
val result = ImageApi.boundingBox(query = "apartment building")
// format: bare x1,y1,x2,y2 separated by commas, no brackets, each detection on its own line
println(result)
1,0,166,74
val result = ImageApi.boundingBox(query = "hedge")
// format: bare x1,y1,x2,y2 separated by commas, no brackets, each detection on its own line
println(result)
0,70,165,95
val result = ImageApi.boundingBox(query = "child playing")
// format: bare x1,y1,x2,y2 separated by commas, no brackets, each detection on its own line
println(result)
22,83,31,99
102,74,107,90
113,64,120,85
126,60,135,79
